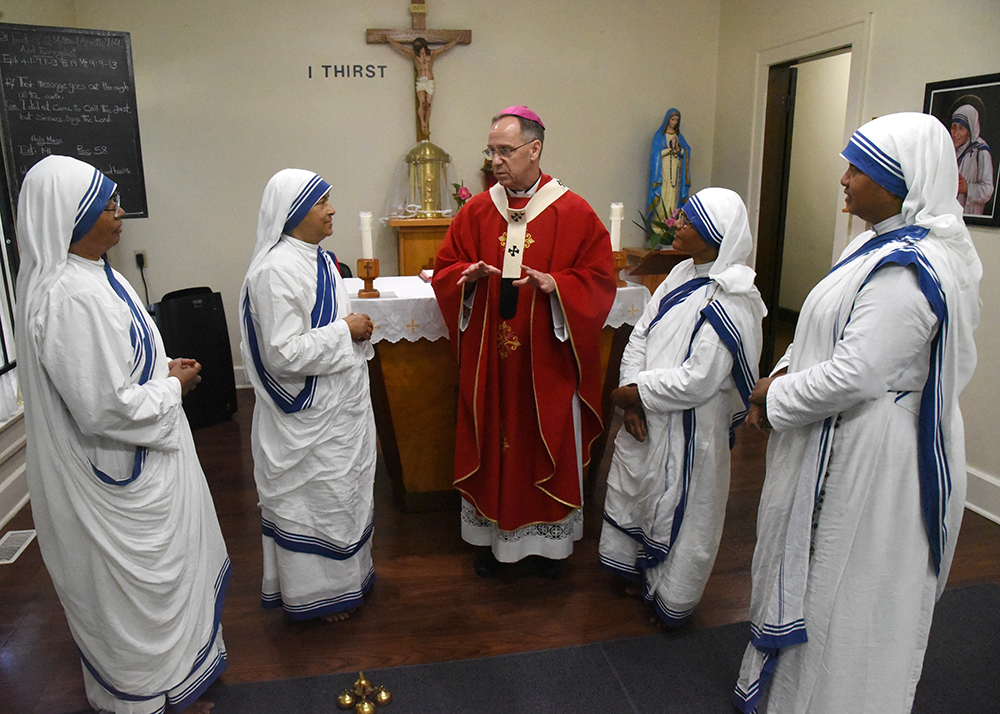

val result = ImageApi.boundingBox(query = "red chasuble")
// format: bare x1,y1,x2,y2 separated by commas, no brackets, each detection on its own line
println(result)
433,175,616,532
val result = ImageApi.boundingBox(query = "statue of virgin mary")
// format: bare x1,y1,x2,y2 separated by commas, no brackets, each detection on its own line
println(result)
646,108,691,227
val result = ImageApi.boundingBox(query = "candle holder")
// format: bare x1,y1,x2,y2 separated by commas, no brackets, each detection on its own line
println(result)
613,250,628,288
336,672,392,712
356,258,380,298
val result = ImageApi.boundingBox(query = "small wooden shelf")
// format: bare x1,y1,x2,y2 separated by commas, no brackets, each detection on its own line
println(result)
623,247,686,292
389,217,453,275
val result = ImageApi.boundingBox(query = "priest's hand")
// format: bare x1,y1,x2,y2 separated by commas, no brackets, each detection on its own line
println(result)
168,358,202,397
514,265,556,293
457,260,500,285
622,403,648,443
611,384,641,409
345,312,374,342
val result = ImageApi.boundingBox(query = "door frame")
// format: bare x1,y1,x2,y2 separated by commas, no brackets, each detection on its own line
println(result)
747,16,874,270
747,16,873,371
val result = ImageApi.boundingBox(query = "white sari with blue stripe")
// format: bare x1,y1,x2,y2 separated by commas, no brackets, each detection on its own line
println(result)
240,234,376,620
600,256,764,626
16,156,230,714
735,220,974,714
32,256,230,713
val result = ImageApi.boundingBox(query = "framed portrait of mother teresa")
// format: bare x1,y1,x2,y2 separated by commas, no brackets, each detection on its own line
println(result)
924,72,1000,227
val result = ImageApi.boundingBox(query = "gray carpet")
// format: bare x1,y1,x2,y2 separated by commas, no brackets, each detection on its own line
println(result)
205,622,750,714
75,582,1000,713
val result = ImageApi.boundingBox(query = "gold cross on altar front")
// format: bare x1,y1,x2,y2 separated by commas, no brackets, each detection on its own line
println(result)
367,2,471,141
405,319,420,334
628,304,641,319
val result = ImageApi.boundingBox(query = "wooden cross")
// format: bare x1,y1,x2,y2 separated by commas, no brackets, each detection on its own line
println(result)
367,2,471,141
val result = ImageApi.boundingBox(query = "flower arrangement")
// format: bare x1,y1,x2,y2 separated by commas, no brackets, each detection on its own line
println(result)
452,181,472,209
634,207,682,249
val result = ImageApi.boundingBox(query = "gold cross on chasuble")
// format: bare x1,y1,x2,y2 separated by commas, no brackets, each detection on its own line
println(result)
498,232,534,250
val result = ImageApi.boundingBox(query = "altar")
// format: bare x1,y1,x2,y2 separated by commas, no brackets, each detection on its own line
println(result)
343,275,650,511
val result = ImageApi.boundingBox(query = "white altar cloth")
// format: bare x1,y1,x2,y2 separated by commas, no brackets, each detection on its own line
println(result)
343,276,650,344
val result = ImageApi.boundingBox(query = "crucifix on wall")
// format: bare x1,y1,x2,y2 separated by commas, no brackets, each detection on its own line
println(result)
367,2,471,142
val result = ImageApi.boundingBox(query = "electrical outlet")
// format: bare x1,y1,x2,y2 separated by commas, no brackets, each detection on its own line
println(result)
134,250,147,269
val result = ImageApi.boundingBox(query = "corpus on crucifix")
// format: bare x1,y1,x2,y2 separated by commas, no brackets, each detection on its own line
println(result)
367,2,471,142
369,3,472,222
385,36,460,141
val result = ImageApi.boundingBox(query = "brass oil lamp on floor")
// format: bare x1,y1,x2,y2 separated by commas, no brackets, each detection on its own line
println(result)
337,671,392,713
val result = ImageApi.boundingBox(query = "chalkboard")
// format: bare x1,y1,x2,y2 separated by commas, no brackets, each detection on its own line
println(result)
0,23,147,218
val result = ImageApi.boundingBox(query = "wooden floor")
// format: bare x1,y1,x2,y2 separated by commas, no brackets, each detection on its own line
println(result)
3,389,999,713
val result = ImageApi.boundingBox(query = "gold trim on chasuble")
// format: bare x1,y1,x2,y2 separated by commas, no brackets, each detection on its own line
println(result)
452,276,492,499
550,280,604,473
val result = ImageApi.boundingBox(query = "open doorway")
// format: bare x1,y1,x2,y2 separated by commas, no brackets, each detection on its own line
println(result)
756,49,852,371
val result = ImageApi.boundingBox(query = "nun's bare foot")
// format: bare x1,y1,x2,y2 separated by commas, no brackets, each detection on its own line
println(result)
322,609,355,623
649,614,689,631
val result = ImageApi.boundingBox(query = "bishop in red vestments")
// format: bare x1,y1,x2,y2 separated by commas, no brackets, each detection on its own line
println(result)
433,107,616,576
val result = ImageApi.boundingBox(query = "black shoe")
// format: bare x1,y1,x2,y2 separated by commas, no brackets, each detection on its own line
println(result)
534,556,563,580
474,548,501,577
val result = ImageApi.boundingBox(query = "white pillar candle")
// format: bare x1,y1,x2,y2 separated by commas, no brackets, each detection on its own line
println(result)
609,202,624,252
360,211,374,260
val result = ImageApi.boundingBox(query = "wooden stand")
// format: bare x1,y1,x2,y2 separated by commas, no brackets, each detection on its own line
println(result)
613,250,628,288
357,258,381,298
389,217,452,275
623,247,686,293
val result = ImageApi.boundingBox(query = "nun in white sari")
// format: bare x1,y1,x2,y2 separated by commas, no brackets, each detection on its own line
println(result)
16,155,230,713
240,169,376,621
600,188,766,626
952,103,994,215
735,113,982,713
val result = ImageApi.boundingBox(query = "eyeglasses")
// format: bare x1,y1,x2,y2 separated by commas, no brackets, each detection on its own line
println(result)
482,141,534,160
103,192,122,212
674,211,688,229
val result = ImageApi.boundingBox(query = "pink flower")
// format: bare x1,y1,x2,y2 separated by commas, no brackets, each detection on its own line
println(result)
457,186,472,201
665,218,676,228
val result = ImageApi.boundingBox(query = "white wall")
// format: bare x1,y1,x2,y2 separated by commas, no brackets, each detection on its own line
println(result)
714,0,1000,518
6,0,719,371
779,51,851,312
2,2,75,26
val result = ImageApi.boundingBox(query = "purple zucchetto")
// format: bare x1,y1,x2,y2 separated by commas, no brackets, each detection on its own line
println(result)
497,105,545,129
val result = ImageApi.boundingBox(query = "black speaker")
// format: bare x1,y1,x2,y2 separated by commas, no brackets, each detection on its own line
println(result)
151,287,238,429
